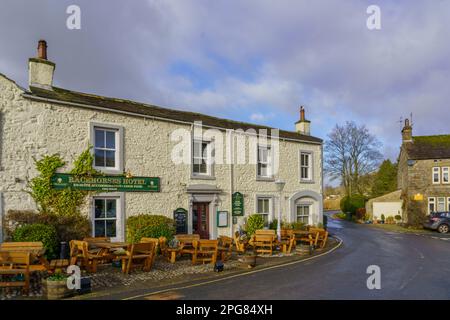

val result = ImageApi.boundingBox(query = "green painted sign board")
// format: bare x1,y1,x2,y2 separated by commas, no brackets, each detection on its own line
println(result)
51,173,160,192
232,192,244,216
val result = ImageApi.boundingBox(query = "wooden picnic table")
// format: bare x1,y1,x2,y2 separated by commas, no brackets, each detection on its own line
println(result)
86,241,129,262
166,247,181,263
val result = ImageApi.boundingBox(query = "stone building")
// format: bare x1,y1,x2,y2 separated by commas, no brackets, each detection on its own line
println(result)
397,119,450,225
0,41,324,241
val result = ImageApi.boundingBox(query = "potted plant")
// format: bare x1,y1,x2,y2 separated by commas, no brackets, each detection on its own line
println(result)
240,252,257,268
45,272,73,300
381,214,385,224
395,214,402,224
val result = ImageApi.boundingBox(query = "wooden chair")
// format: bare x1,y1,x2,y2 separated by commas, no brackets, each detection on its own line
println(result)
233,231,247,254
252,234,275,255
309,227,329,249
121,242,156,274
218,236,233,261
0,251,31,295
69,240,103,273
280,229,296,254
192,240,218,265
139,237,160,268
176,234,200,258
0,242,68,274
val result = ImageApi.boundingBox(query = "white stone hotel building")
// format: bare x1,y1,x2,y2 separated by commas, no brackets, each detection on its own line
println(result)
0,41,323,241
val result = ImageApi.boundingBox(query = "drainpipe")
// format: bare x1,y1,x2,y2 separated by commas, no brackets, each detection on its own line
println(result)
0,192,3,242
228,130,234,237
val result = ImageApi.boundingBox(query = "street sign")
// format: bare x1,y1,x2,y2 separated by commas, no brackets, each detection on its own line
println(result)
51,173,160,192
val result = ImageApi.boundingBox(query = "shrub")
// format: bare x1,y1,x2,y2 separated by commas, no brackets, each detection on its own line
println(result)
291,221,307,230
386,216,395,224
381,214,385,222
12,224,58,259
269,219,278,231
127,214,175,243
395,214,402,221
340,195,366,217
5,210,91,245
245,214,265,236
355,208,366,221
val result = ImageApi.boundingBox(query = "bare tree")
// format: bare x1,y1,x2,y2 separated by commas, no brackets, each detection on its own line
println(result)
325,121,382,197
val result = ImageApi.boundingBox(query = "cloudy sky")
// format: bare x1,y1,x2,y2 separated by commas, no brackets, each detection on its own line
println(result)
1,0,449,168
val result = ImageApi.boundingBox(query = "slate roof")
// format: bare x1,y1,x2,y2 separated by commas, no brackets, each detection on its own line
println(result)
405,135,450,160
23,86,322,144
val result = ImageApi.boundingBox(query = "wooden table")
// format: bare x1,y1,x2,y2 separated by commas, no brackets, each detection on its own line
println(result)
87,241,129,262
166,248,181,263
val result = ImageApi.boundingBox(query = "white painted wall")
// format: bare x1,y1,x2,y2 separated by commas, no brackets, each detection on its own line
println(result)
373,202,403,219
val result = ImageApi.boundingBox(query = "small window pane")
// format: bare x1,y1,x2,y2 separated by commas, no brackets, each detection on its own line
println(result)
95,149,105,167
105,131,116,149
95,129,105,148
106,220,116,237
94,199,105,218
95,221,106,237
106,199,116,218
105,151,115,167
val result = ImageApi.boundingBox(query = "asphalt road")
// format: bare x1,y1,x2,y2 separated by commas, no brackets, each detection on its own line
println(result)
136,212,450,300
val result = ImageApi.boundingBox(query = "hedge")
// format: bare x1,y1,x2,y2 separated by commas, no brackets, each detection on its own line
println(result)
126,214,176,243
12,223,58,259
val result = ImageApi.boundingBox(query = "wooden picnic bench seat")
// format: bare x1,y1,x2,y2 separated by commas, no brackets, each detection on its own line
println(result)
192,240,218,265
69,240,103,273
218,236,233,261
279,229,295,254
309,227,329,248
0,251,31,294
176,234,200,257
121,242,156,274
233,232,247,254
139,237,160,268
0,242,68,273
252,234,275,255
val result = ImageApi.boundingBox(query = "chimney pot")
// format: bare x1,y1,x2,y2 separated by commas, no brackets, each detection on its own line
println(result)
37,40,47,60
300,106,305,121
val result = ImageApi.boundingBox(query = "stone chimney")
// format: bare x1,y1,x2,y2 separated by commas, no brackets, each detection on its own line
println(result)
295,106,311,135
401,118,413,143
28,40,55,90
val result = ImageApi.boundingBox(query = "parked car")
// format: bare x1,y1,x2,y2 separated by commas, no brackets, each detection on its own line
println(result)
423,212,450,233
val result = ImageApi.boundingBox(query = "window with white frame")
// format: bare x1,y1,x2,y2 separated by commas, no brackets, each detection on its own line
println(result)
296,204,310,224
94,197,118,238
300,151,312,181
432,167,440,184
257,145,272,178
192,140,212,176
428,197,436,214
256,197,272,227
442,167,449,184
93,126,121,171
437,197,446,212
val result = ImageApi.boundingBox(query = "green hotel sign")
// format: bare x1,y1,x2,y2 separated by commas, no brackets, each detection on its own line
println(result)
232,192,244,216
51,173,160,192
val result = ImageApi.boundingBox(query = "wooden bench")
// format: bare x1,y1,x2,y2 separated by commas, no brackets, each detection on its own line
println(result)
309,227,329,249
176,234,200,258
279,229,295,254
192,240,218,265
139,237,160,268
0,242,68,273
69,240,103,273
0,251,31,294
233,232,247,254
218,236,233,261
121,242,156,274
252,234,275,255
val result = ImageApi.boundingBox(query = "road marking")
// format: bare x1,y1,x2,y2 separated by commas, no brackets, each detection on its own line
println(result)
122,236,344,300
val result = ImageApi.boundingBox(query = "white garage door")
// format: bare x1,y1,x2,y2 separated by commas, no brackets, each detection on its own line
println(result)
373,202,403,219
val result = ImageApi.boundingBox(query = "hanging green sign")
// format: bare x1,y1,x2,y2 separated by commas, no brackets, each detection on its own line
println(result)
51,173,160,192
232,192,244,216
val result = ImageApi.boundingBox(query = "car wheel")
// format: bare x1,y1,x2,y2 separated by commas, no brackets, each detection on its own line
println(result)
438,224,449,234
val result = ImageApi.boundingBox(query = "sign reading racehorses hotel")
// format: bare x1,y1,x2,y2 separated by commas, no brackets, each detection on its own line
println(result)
51,173,160,192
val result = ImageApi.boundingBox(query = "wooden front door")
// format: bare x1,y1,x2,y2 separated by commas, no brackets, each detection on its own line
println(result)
192,202,210,239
